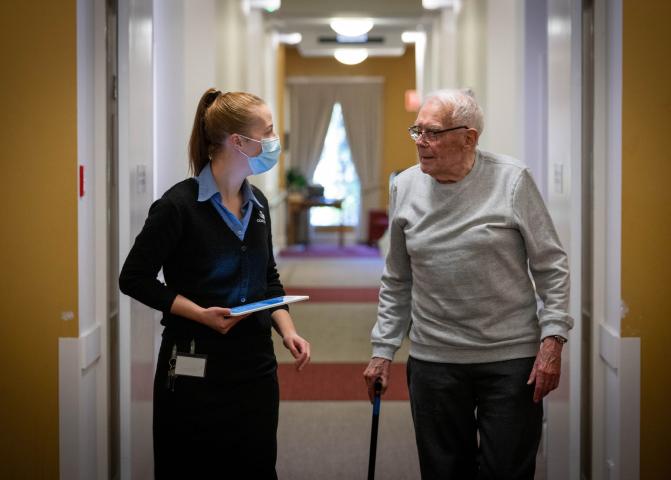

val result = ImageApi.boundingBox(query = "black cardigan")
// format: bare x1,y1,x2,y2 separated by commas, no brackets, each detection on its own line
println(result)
119,178,286,382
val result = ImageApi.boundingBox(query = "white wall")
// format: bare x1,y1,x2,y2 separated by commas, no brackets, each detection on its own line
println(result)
523,0,549,196
428,2,582,478
456,0,487,114
216,0,247,91
483,0,524,159
118,0,156,478
120,1,281,477
60,0,108,478
545,0,583,478
592,0,640,478
154,0,187,197
155,0,218,197
424,0,522,164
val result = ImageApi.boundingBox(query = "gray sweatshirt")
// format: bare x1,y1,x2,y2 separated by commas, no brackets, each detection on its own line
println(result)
372,150,573,364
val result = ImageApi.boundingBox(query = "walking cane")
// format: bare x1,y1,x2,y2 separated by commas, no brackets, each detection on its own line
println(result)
367,379,383,480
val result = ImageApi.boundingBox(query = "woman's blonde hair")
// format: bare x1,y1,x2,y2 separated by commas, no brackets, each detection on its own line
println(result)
188,88,265,175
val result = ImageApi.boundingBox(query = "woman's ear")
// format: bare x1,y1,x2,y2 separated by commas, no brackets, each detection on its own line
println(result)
228,133,243,150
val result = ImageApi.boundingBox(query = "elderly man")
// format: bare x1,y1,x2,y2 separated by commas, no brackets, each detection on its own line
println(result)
364,89,572,479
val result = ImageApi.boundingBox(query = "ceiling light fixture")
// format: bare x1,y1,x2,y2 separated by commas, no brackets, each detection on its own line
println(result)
422,0,453,9
277,33,302,45
402,31,425,44
245,0,281,13
334,48,368,65
330,18,374,37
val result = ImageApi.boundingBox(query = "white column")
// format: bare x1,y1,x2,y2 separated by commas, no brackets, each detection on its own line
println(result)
118,0,155,478
523,0,549,196
545,0,583,478
592,0,640,479
482,0,524,159
154,0,186,196
60,0,108,478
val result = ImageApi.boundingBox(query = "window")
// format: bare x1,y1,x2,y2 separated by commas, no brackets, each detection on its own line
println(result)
310,103,361,227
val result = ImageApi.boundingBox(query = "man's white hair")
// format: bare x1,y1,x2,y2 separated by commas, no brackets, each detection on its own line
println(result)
423,88,484,136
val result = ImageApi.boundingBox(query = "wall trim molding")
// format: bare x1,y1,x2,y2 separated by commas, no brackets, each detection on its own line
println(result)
598,322,619,370
79,324,101,371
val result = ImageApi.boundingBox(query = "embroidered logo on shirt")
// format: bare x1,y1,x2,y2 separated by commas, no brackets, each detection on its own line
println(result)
256,211,266,223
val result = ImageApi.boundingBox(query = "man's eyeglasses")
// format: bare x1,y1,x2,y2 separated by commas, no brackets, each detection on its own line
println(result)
408,125,468,142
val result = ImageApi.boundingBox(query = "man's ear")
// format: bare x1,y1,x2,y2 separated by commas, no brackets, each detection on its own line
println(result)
464,129,479,148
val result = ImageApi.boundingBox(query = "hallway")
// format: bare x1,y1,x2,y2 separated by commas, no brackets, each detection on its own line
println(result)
2,0,670,479
274,252,419,479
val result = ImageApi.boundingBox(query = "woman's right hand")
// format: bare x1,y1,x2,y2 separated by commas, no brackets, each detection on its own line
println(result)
170,295,250,335
198,307,250,335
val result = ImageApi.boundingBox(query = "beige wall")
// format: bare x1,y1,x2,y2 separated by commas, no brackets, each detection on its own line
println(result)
284,46,418,207
277,44,287,189
622,1,671,478
456,0,487,108
0,0,78,477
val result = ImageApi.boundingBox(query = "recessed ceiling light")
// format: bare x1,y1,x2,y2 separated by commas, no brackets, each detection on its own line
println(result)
402,31,425,44
278,33,302,45
330,18,374,37
245,0,281,13
422,0,453,9
334,48,368,65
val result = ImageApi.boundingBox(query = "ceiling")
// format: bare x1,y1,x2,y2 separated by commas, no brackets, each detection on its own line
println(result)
266,0,440,58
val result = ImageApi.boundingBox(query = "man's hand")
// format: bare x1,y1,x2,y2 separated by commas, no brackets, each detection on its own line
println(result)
527,337,564,403
363,357,391,403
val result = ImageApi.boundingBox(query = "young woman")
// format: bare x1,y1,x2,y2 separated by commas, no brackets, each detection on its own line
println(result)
119,88,310,479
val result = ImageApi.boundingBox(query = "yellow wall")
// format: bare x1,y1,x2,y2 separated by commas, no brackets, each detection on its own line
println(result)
622,1,671,478
0,0,78,477
284,46,418,207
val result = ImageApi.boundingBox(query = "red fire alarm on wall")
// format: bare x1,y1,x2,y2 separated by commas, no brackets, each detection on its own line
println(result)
79,165,85,197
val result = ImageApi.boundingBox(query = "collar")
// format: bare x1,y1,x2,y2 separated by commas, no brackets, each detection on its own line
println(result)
195,162,263,209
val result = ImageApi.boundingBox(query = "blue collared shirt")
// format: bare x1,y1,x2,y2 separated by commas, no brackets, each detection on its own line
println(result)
196,163,263,241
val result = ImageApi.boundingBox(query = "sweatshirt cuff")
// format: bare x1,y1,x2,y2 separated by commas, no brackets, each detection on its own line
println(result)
539,321,571,342
371,343,397,361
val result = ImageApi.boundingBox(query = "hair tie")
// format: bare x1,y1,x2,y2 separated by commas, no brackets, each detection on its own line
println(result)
206,89,221,108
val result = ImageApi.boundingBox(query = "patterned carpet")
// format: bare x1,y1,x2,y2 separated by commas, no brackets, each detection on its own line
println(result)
274,255,420,479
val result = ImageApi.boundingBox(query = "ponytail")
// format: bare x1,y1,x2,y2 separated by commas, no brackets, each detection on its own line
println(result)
188,88,221,175
188,88,266,176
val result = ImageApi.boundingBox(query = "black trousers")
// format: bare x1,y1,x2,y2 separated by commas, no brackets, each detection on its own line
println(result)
153,339,279,479
407,356,542,480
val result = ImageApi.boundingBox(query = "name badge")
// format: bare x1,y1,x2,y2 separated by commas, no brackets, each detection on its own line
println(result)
174,353,207,378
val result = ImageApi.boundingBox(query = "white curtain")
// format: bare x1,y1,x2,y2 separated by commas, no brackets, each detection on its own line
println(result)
287,77,384,242
337,82,383,242
288,83,337,180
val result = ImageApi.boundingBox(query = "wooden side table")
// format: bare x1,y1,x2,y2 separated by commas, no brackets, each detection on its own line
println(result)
287,194,345,247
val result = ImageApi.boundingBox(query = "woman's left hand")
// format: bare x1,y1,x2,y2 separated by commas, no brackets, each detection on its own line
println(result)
282,333,311,371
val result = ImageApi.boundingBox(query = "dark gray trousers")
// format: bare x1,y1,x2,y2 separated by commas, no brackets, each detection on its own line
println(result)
407,356,543,480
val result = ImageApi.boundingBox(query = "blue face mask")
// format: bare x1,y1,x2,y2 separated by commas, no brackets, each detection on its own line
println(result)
237,135,281,175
